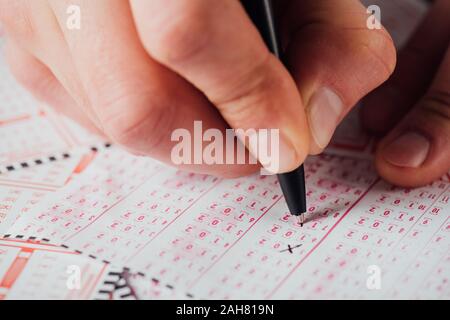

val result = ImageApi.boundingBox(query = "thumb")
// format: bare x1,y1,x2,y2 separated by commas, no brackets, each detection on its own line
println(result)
283,0,397,153
375,47,450,187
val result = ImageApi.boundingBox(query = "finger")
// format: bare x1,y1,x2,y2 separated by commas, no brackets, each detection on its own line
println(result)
361,0,450,134
283,0,397,153
3,37,101,134
375,46,450,187
130,0,310,173
0,0,103,129
48,0,257,177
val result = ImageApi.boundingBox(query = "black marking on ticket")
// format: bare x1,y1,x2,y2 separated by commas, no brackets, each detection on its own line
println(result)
1,234,54,245
0,142,112,175
95,271,123,300
279,243,303,254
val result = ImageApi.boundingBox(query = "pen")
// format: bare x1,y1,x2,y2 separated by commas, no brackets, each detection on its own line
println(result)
241,0,307,226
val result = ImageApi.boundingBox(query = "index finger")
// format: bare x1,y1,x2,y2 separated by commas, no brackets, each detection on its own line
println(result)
130,0,310,174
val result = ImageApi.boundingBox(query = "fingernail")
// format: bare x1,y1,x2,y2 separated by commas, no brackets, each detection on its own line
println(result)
274,135,297,173
246,130,297,174
383,131,430,168
307,87,344,149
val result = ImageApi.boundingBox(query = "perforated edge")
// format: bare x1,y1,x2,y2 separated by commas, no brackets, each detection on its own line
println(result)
0,142,112,175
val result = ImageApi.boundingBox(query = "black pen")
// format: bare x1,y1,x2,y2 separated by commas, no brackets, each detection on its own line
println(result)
241,0,307,225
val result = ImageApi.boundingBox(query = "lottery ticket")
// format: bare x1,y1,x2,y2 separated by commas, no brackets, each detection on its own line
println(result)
6,148,448,299
0,236,125,300
1,0,447,300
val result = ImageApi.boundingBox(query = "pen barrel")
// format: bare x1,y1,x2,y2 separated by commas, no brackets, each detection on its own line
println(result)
277,166,307,215
240,0,281,58
242,0,307,216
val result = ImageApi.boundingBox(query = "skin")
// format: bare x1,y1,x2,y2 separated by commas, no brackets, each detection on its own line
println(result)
361,0,450,187
0,0,448,186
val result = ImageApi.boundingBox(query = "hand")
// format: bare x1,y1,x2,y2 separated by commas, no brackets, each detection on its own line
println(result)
0,0,395,177
361,0,450,187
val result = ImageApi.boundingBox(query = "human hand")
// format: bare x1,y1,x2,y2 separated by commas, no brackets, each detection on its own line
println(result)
0,0,395,176
361,0,450,187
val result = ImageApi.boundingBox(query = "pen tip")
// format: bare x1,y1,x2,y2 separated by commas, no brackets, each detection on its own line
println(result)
297,213,306,227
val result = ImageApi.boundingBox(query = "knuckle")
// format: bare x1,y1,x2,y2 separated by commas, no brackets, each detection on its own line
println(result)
11,64,45,94
359,29,397,78
5,48,45,94
421,89,450,121
213,55,284,127
98,86,174,151
149,12,210,65
0,0,36,39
